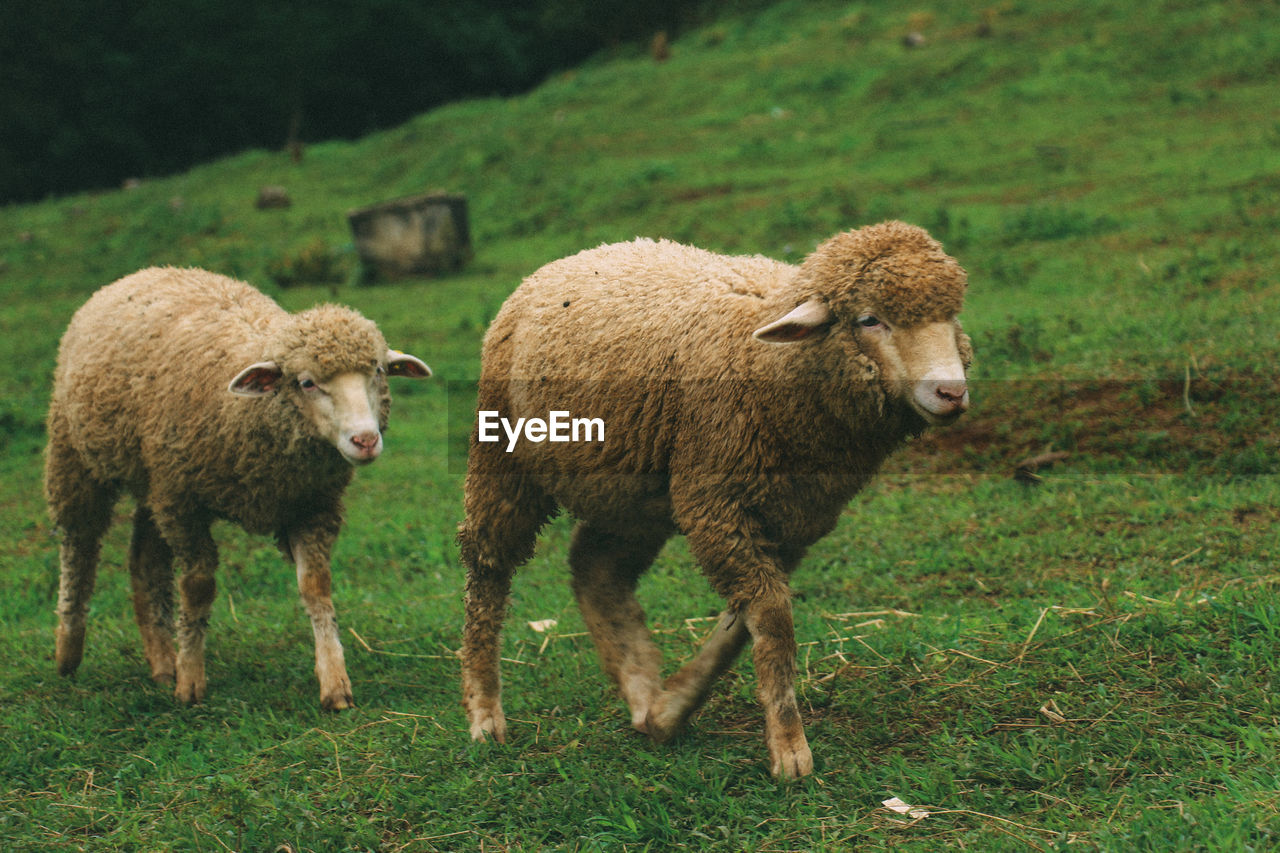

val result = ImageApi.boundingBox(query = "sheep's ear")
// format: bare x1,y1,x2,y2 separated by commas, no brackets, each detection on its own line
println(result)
229,361,284,396
752,299,836,343
387,350,432,378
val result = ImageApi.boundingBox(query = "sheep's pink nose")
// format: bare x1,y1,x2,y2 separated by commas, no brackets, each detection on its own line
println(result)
350,431,381,453
934,382,970,412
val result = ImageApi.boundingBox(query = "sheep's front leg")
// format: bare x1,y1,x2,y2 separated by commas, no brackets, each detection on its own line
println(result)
678,514,813,778
290,530,354,711
744,590,812,779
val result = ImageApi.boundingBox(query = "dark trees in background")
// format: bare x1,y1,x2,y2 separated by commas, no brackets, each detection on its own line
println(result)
1,0,748,203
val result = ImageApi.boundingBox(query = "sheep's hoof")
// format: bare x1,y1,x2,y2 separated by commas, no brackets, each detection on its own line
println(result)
55,625,86,676
641,707,682,744
642,691,694,743
321,690,355,711
148,652,177,684
769,741,814,780
468,710,507,744
56,657,82,678
143,642,176,684
174,677,206,705
630,706,652,735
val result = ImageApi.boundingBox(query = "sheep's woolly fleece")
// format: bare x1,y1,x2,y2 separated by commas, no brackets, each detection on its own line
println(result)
486,220,967,386
44,266,424,712
46,267,392,536
269,302,387,380
458,220,972,776
794,220,967,326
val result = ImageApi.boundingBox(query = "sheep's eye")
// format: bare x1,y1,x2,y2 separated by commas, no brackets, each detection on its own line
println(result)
299,378,318,390
376,365,385,376
857,314,883,328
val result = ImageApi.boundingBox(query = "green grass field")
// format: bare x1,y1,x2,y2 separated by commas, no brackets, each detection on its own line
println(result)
2,0,1278,849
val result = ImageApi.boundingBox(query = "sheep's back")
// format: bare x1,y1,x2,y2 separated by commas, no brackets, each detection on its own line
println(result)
490,239,796,382
51,267,285,488
475,240,801,524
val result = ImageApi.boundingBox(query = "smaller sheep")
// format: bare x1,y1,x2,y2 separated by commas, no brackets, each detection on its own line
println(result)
46,267,430,708
459,222,971,777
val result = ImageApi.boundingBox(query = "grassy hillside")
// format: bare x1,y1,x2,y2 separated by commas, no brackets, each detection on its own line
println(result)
2,0,1278,849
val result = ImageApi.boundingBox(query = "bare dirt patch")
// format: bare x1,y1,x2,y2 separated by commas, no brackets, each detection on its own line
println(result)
896,370,1279,478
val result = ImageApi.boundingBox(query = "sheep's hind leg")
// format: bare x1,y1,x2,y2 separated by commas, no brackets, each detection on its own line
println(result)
128,507,176,683
46,436,118,677
569,521,669,733
155,510,219,705
55,528,108,676
458,475,556,744
290,526,353,711
461,561,513,742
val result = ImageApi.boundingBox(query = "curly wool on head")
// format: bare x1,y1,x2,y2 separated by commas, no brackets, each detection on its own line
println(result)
795,220,968,326
270,304,388,380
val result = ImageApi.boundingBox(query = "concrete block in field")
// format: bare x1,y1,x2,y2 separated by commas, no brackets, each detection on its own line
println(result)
347,192,471,281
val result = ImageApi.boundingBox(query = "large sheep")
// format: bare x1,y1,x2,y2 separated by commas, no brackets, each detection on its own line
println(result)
46,267,430,709
458,221,971,777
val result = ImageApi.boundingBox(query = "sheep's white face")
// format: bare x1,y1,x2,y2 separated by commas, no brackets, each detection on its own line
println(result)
753,299,969,426
294,369,387,465
229,351,431,465
853,316,969,425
